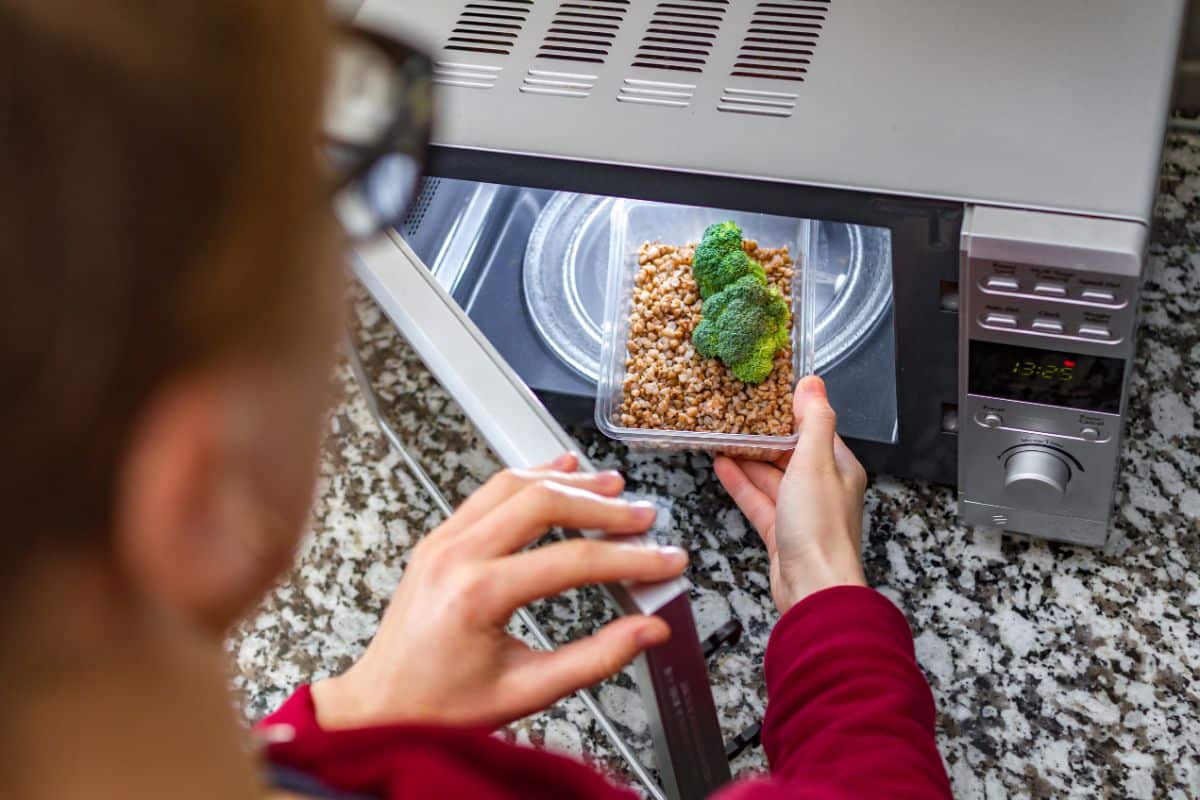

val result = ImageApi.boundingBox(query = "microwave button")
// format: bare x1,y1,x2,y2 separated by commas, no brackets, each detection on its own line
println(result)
982,312,1018,328
984,275,1020,292
1078,323,1111,340
980,412,1003,428
1033,280,1067,297
1031,318,1064,334
1080,426,1101,441
1079,288,1117,304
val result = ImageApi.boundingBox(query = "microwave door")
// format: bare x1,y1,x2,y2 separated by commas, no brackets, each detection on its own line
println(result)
351,231,732,800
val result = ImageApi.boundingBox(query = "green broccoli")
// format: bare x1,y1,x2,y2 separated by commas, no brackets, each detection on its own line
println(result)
692,221,749,298
691,284,735,359
691,274,791,384
689,220,791,383
714,250,766,298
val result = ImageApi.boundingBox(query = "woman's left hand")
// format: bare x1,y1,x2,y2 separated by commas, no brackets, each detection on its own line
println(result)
310,453,686,730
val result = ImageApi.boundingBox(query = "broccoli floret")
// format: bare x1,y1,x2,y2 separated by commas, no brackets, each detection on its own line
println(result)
690,274,791,384
698,221,742,260
730,337,783,384
692,292,731,359
711,250,766,298
692,221,746,298
689,220,791,382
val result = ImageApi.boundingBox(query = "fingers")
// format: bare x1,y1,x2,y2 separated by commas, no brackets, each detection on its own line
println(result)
436,458,624,539
738,459,784,503
490,539,688,612
544,452,578,472
506,615,670,705
713,456,776,546
790,375,837,472
464,481,657,557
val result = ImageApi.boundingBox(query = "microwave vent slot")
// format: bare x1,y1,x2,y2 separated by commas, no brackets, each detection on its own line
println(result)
400,178,441,237
616,78,696,108
731,0,828,83
520,68,598,98
444,0,534,56
536,0,630,65
631,0,730,74
433,61,503,90
717,87,797,117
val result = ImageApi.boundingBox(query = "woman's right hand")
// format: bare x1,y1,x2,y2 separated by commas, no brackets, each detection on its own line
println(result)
311,454,687,731
714,375,868,613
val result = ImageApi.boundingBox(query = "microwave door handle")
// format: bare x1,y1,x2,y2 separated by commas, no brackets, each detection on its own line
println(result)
351,232,732,799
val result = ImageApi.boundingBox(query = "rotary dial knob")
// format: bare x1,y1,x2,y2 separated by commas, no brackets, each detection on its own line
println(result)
1003,446,1071,505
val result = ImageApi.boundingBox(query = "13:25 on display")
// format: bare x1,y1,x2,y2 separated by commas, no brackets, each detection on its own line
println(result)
1011,360,1073,382
968,340,1125,414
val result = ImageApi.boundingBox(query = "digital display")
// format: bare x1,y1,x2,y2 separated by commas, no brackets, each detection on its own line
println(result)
968,341,1124,413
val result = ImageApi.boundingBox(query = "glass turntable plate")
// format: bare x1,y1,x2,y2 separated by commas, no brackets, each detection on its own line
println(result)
523,192,892,382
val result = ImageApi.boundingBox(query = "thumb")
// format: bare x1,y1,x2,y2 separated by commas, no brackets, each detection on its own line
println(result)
789,375,837,472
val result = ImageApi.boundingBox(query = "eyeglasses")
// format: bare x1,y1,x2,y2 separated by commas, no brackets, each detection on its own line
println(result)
324,26,434,241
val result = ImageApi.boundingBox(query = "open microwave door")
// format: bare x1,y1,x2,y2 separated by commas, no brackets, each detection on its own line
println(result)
352,231,732,799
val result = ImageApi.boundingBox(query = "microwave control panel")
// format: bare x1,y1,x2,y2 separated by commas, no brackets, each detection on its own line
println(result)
958,206,1146,547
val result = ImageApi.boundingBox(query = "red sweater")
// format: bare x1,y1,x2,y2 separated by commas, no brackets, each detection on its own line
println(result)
260,586,952,799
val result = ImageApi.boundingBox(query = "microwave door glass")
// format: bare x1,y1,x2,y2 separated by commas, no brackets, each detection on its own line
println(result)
396,176,899,445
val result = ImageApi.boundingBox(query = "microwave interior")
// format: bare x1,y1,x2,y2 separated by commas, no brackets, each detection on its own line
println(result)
397,175,900,447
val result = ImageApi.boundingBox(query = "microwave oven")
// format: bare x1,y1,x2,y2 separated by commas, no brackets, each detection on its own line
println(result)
346,1,1183,797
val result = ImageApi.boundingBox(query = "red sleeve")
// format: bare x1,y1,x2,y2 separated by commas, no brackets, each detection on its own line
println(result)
257,685,637,800
259,585,948,800
716,585,952,799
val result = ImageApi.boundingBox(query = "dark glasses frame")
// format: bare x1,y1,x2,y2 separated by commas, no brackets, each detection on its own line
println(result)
325,24,435,241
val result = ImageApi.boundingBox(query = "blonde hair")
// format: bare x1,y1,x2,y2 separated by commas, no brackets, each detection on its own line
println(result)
0,0,331,546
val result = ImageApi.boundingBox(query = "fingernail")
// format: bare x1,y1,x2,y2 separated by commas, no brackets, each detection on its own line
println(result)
632,501,658,522
599,469,624,484
658,545,688,567
798,375,824,395
553,453,576,469
636,623,668,648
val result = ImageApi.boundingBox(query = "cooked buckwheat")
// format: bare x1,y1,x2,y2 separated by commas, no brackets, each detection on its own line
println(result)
617,239,795,439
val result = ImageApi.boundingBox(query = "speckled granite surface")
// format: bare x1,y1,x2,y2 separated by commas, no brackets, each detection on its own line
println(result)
229,132,1200,799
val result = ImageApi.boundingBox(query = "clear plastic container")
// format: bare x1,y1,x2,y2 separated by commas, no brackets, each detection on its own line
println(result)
595,199,815,460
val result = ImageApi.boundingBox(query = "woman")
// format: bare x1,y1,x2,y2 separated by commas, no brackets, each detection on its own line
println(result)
0,1,951,798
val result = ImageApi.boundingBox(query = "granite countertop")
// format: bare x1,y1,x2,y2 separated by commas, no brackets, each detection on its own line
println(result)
229,132,1200,799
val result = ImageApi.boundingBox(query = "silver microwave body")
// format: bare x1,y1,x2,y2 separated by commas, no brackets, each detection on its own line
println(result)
347,1,1182,796
350,0,1184,536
